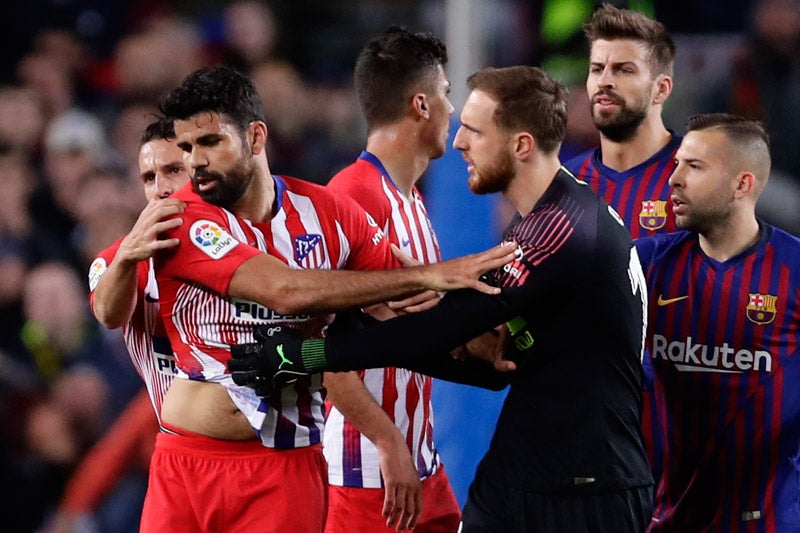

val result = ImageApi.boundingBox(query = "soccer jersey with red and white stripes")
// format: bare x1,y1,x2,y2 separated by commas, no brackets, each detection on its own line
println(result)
325,151,442,487
636,225,800,532
154,175,394,449
564,134,681,239
89,242,175,427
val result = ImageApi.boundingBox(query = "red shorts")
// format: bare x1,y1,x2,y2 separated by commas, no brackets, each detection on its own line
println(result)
140,432,327,533
325,466,461,533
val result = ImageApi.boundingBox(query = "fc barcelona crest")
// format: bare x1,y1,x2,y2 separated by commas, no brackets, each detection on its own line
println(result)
638,200,668,230
746,293,777,325
294,234,325,268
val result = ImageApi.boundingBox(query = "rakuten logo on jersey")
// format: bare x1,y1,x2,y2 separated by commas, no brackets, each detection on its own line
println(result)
652,334,772,373
232,299,309,322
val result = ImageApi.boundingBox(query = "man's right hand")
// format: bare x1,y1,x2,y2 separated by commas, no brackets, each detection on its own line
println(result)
229,326,310,396
116,198,186,263
418,241,516,295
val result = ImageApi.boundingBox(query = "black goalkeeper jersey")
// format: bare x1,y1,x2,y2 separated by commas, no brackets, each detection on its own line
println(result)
325,167,653,494
475,167,652,493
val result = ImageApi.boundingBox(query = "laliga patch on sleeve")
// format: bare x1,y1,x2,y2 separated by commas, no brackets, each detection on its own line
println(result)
190,220,239,259
88,257,107,292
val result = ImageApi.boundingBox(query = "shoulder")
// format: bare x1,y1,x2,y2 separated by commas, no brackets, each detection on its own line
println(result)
280,174,371,221
280,174,351,207
765,224,800,264
328,159,381,187
634,231,693,269
327,160,385,203
563,148,598,174
171,183,224,220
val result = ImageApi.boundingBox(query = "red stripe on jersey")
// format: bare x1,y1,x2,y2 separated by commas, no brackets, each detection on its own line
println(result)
325,155,441,486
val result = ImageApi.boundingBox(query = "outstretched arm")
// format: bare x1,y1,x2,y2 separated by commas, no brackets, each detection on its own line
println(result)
229,288,518,394
228,243,517,316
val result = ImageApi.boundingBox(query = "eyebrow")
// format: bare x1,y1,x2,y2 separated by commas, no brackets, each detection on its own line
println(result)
590,60,639,68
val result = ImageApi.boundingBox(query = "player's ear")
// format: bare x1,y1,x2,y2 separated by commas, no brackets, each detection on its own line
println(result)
248,121,268,155
652,74,673,105
413,93,430,119
733,171,755,199
513,132,534,160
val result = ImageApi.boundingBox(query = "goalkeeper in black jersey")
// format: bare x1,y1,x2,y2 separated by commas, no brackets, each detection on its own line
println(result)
231,66,653,532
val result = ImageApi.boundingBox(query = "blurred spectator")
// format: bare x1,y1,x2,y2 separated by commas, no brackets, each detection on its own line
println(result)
17,51,76,121
73,165,141,268
28,109,108,272
19,262,140,410
701,0,800,234
112,16,203,105
110,102,160,174
251,60,362,183
0,151,36,359
12,366,110,532
48,388,157,533
220,0,280,70
0,85,47,157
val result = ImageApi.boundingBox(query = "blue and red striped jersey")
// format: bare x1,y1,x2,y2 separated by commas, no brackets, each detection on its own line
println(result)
564,134,682,239
636,224,800,532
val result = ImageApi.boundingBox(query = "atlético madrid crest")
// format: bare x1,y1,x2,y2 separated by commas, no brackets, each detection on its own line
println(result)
746,293,777,325
294,234,325,269
639,200,668,230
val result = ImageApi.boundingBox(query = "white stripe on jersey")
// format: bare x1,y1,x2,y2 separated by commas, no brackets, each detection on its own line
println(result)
381,178,439,264
118,259,175,426
324,171,442,487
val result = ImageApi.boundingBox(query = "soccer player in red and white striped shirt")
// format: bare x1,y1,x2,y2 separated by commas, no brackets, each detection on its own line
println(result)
88,118,188,427
141,64,514,533
323,27,461,533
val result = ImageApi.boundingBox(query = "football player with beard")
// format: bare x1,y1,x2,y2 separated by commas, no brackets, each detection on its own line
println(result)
563,5,679,490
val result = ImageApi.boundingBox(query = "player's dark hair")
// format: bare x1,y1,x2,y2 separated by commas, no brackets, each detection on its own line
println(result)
467,66,568,154
354,26,447,130
159,64,266,133
583,3,675,77
139,116,175,145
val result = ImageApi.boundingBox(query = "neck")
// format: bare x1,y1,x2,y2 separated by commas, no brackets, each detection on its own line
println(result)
232,158,276,223
600,114,671,171
698,211,760,262
366,126,431,200
504,155,562,216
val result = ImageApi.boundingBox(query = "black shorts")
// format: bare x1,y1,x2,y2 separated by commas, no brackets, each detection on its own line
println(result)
461,472,652,533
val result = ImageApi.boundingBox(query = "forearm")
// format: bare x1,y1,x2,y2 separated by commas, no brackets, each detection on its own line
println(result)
323,289,516,373
91,259,139,329
229,254,424,315
227,243,514,315
395,352,510,391
324,371,409,451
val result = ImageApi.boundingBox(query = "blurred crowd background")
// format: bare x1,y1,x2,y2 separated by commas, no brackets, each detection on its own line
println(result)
1,0,799,531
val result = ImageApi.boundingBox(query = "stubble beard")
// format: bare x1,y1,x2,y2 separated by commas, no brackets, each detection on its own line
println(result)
591,97,648,143
468,149,514,195
193,156,256,209
676,203,732,237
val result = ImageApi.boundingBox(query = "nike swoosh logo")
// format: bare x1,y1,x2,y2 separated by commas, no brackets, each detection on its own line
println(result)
657,294,689,306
